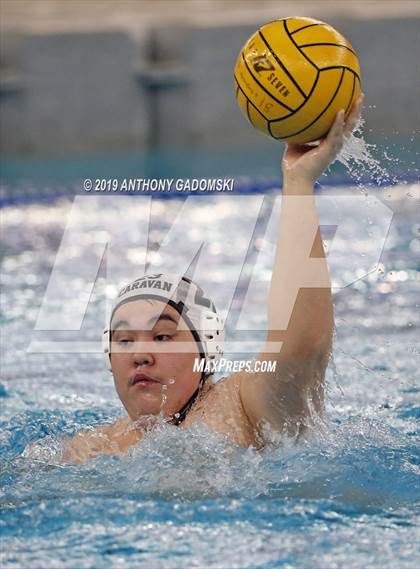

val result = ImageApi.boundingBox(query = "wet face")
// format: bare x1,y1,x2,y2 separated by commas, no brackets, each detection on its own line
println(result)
110,299,202,421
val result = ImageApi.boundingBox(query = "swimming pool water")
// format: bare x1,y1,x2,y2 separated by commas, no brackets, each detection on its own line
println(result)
1,182,419,569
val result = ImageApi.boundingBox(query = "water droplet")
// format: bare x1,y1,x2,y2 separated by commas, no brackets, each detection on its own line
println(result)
160,384,168,411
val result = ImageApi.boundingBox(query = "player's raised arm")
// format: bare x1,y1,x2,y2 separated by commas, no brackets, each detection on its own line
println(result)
239,96,364,443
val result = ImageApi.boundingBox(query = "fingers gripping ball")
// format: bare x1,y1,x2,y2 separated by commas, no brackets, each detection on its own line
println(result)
234,17,361,144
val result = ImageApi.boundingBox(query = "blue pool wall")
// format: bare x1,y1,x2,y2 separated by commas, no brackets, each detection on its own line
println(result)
0,16,418,158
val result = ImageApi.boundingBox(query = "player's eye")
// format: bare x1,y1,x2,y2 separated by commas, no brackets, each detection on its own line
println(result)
116,338,133,345
154,334,172,342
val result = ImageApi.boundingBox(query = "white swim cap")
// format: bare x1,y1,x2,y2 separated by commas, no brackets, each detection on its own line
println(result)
103,273,225,374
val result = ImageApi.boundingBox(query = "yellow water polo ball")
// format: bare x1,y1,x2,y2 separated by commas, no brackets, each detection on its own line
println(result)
234,17,361,144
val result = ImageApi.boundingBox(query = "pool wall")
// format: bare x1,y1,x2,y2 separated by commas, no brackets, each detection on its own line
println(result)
0,9,418,157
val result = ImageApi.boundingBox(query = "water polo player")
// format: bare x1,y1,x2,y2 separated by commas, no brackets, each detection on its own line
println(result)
61,97,363,463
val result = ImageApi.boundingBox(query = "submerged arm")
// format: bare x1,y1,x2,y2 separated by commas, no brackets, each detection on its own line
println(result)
60,417,141,464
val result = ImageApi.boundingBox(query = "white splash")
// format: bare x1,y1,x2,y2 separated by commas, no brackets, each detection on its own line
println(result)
335,118,396,187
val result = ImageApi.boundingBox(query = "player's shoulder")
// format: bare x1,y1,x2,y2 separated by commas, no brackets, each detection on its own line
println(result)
189,373,260,447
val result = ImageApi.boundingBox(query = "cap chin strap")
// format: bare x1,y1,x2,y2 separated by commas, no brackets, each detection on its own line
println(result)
169,370,211,426
168,371,212,426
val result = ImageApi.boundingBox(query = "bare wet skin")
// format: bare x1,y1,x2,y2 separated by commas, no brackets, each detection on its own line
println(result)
62,375,261,464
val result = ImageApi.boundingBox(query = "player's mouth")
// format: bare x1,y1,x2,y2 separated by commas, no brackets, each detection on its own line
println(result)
131,373,161,388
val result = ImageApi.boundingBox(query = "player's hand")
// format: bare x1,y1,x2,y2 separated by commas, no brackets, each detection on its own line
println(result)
281,93,364,186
